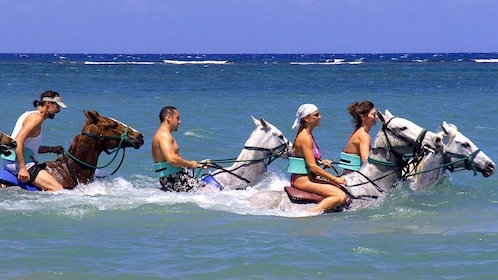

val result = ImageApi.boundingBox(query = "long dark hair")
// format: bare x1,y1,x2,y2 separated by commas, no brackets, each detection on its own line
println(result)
348,100,375,130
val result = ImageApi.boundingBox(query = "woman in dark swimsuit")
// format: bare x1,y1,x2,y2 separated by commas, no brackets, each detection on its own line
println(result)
290,104,347,213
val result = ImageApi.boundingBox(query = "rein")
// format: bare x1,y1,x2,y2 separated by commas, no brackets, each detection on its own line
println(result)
346,118,429,197
63,126,133,178
403,148,481,178
199,141,290,183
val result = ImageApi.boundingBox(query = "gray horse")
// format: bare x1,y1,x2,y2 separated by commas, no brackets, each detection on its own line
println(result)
407,121,495,191
201,116,291,190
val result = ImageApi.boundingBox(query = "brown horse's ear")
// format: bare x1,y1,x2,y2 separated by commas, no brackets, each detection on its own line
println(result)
84,110,100,124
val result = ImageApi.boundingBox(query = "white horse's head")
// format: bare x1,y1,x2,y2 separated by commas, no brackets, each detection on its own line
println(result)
245,116,292,159
375,109,442,155
439,121,495,177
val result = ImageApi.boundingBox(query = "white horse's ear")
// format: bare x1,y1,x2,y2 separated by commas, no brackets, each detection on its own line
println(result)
259,117,269,128
384,109,394,119
252,115,261,127
441,121,457,138
441,121,450,134
377,111,386,123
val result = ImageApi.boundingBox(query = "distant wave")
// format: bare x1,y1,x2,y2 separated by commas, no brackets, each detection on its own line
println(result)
163,60,230,65
474,59,498,63
290,59,363,65
84,61,157,65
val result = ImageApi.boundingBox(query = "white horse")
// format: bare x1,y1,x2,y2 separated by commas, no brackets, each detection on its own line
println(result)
200,116,291,190
407,121,495,191
248,110,443,212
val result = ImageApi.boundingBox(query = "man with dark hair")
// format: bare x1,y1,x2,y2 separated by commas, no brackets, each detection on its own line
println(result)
2,90,66,191
151,106,208,192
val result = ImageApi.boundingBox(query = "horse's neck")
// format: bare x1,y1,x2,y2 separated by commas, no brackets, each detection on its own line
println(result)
409,151,445,191
66,135,102,181
212,149,267,187
344,148,403,196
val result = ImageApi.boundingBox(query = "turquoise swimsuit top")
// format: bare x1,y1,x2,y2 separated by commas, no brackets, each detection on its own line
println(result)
338,152,361,171
153,161,183,178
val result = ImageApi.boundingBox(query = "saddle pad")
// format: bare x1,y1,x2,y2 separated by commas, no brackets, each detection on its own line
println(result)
284,186,324,204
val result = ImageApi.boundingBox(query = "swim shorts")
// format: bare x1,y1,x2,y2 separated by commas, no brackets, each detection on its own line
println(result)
27,163,46,184
159,169,205,192
3,160,46,184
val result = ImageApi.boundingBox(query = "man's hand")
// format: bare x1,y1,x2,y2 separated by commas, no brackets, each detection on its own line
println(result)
17,167,30,183
199,159,211,168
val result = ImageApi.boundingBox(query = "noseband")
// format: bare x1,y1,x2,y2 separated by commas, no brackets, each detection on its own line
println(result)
82,126,139,154
445,148,481,176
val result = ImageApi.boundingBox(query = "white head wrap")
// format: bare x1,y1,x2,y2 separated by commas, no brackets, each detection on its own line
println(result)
292,103,319,129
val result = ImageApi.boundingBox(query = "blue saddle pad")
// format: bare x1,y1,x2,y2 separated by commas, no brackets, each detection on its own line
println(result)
0,169,39,191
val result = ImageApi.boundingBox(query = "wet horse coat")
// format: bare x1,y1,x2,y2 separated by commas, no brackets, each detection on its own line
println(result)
407,121,495,191
201,116,291,190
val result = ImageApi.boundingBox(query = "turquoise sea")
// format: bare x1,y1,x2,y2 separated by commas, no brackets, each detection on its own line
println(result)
0,53,497,279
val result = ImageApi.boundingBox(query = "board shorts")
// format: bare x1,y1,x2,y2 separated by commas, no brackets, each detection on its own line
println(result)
159,168,205,192
3,160,46,184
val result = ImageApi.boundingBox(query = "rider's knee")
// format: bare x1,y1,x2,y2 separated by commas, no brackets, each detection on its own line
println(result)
33,171,63,191
337,190,347,203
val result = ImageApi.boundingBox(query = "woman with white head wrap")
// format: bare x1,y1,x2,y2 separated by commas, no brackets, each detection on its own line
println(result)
289,104,348,213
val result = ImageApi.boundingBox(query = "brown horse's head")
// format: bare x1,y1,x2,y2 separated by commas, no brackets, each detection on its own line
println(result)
83,110,144,150
0,131,17,156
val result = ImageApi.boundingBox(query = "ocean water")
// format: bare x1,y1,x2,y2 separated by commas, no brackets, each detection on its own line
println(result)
0,53,497,279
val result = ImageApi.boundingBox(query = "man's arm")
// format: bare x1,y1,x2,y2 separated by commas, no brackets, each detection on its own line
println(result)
159,134,200,169
14,114,43,182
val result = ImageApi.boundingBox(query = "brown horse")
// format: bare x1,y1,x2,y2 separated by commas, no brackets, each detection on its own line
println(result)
1,110,144,190
0,131,17,156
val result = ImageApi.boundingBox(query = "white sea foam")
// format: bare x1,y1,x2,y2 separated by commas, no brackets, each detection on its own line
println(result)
290,59,362,65
84,61,157,65
0,172,315,218
474,58,498,63
163,59,229,65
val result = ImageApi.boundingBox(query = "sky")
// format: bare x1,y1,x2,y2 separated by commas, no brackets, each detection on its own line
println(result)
1,0,497,54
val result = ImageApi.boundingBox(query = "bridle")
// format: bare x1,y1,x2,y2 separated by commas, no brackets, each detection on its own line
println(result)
349,117,431,197
62,125,136,183
205,138,290,184
444,148,481,176
243,140,290,166
368,117,429,168
404,135,482,179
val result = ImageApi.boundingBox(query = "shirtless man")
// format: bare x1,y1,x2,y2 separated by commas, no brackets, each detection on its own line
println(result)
151,106,208,192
